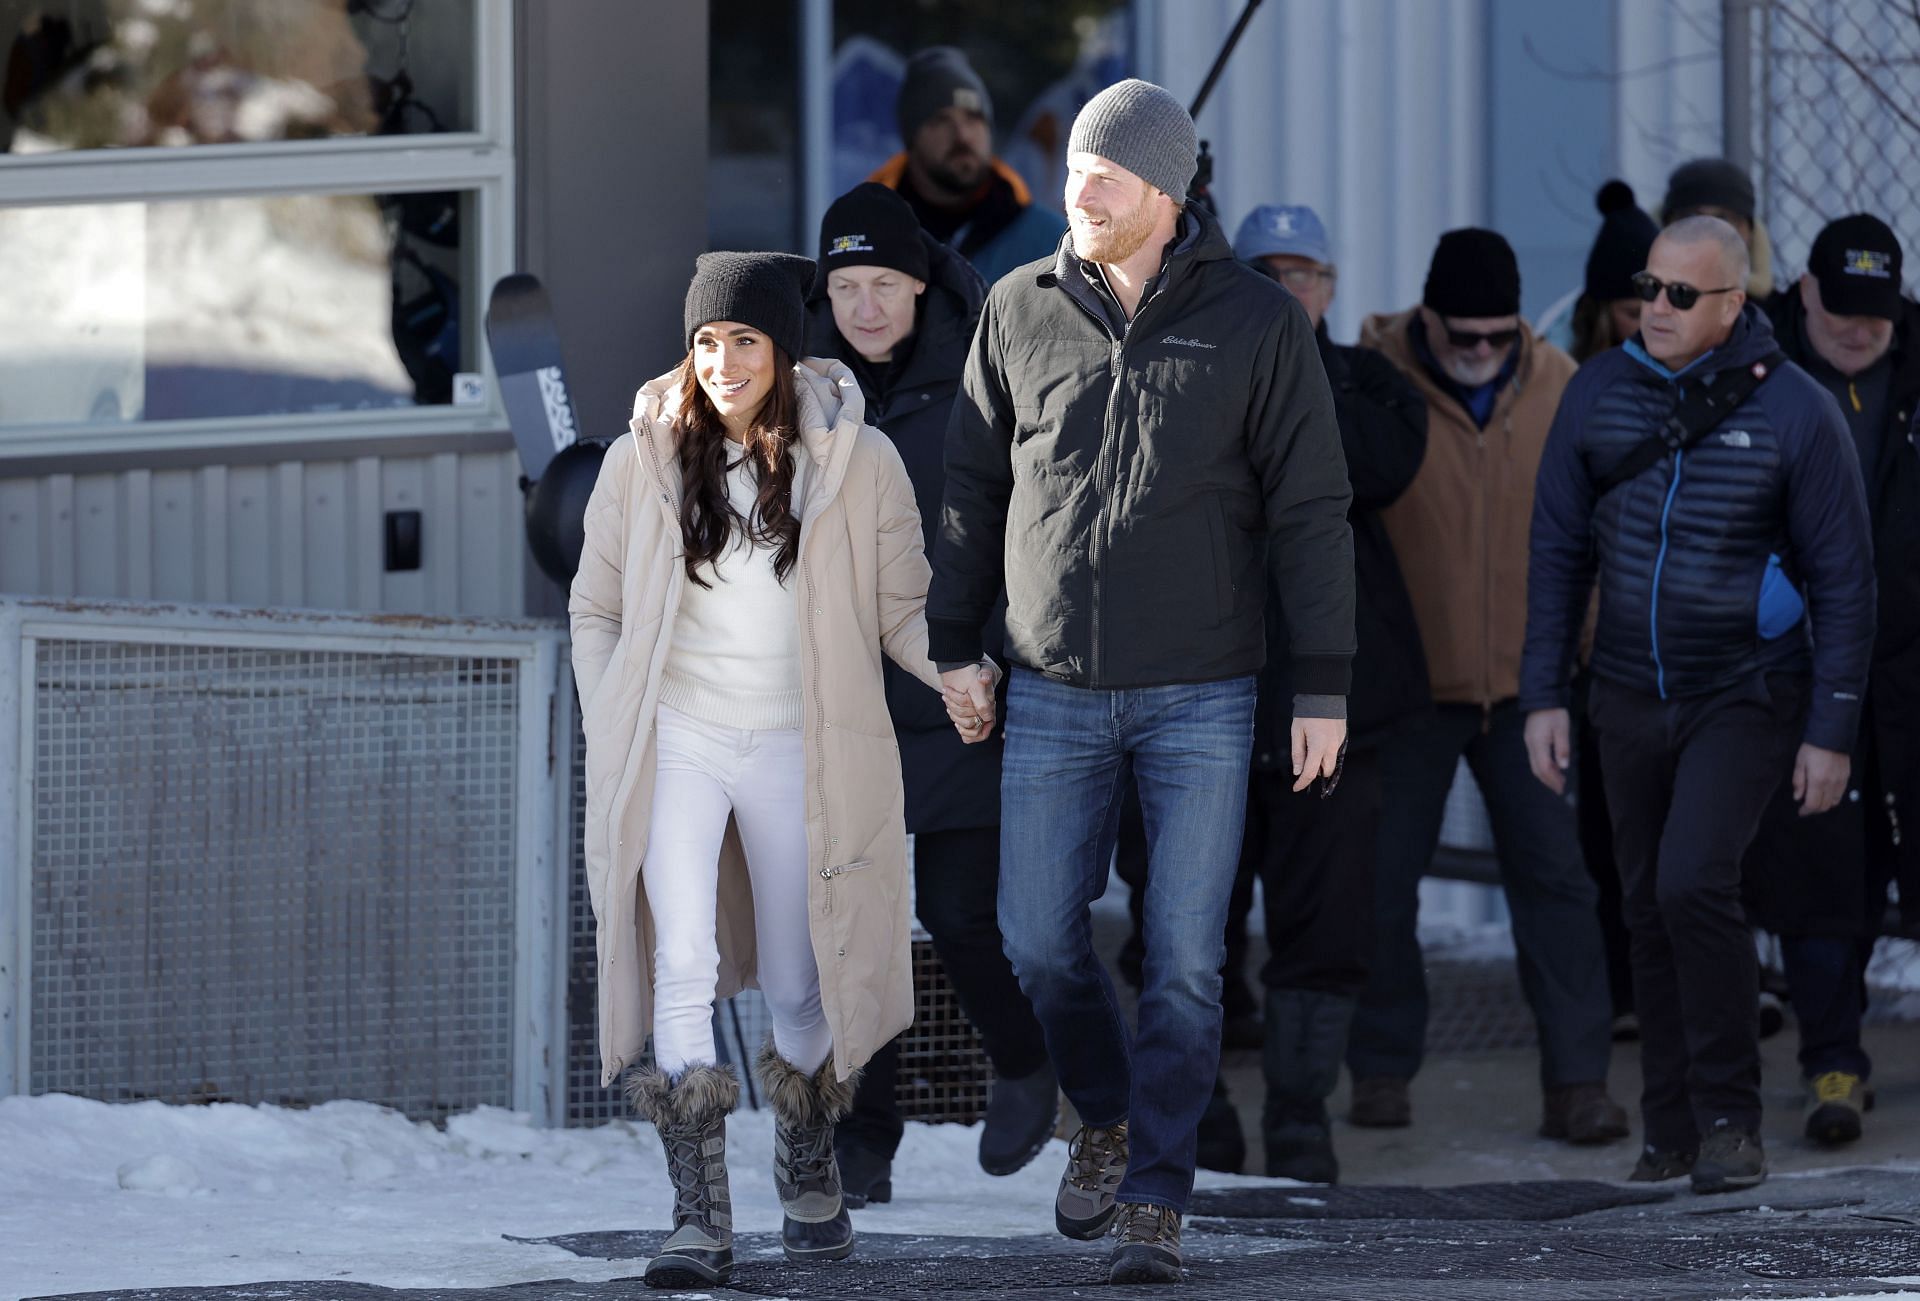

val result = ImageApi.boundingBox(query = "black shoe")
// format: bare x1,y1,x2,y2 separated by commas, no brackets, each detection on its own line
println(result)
837,1140,892,1209
1691,1121,1765,1194
1347,1076,1411,1128
1108,1203,1182,1285
1803,1072,1866,1146
979,1063,1060,1176
1627,1144,1696,1182
1195,1078,1246,1175
1265,1107,1337,1184
781,1204,854,1262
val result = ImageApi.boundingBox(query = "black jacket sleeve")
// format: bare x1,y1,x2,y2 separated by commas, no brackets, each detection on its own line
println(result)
1520,366,1600,713
1249,296,1356,696
926,288,1016,664
1782,382,1877,752
1326,339,1427,512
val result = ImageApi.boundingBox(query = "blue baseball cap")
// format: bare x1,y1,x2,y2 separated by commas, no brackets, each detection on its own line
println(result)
1233,204,1333,267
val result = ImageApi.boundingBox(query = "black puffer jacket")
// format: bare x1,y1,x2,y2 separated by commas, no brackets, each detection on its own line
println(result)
1523,306,1876,753
1762,287,1920,901
805,236,1002,834
1254,327,1429,770
929,206,1355,693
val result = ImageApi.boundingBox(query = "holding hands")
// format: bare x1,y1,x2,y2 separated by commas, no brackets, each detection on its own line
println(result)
940,662,999,744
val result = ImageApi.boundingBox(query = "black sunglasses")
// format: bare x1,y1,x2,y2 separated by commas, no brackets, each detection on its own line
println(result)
1630,271,1739,311
1443,323,1521,350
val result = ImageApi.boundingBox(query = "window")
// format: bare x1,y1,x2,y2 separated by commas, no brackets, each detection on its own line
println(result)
0,0,511,458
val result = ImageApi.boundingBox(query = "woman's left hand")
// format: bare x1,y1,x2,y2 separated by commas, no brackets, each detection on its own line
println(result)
940,664,997,743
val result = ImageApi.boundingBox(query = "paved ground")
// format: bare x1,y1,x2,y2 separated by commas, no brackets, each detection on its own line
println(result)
33,1166,1920,1299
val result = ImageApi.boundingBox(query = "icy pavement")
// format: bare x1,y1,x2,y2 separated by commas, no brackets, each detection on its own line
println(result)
5,1092,1920,1301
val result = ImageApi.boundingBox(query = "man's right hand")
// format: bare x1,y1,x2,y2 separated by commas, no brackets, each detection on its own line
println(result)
1524,708,1572,795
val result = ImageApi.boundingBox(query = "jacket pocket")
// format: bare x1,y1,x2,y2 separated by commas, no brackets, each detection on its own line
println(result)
1757,553,1805,640
820,857,874,915
1207,499,1235,625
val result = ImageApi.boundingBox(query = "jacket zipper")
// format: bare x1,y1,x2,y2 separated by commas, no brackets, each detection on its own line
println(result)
819,857,873,915
1064,280,1169,688
1650,449,1685,700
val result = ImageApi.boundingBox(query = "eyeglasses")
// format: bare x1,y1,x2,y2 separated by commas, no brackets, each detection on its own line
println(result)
1271,267,1334,292
1629,271,1739,311
1442,323,1520,350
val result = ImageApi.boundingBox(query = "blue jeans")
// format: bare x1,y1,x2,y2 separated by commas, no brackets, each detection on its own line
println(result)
997,668,1256,1211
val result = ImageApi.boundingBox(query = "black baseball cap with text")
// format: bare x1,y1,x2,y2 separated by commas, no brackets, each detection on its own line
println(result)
1807,214,1904,320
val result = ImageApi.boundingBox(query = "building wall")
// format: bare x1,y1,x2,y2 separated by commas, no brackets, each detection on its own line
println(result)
0,1,710,623
1138,0,1725,340
0,450,522,615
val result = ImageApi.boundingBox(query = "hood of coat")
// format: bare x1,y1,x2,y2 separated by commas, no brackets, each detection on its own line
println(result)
628,357,869,516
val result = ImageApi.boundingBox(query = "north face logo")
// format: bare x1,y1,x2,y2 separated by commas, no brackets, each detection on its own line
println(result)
1719,429,1752,448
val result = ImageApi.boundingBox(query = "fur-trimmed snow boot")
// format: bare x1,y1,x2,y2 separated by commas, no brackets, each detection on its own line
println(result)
756,1041,857,1264
625,1062,740,1289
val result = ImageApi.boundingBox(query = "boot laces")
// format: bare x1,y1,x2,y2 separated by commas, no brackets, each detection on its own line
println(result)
1112,1202,1180,1246
777,1118,837,1189
663,1128,717,1227
1067,1122,1128,1190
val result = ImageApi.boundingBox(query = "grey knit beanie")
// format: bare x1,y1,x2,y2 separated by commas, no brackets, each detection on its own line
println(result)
1066,79,1197,201
683,252,816,363
896,47,993,146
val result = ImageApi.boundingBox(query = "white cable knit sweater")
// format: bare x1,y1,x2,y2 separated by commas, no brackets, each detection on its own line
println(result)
659,454,803,730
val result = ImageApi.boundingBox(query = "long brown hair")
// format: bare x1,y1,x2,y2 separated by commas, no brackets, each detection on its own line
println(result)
672,349,802,588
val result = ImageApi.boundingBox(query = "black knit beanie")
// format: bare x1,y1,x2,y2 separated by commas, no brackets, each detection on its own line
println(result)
683,252,816,363
896,46,992,145
815,183,930,294
1661,157,1756,224
1422,228,1521,318
1584,180,1659,301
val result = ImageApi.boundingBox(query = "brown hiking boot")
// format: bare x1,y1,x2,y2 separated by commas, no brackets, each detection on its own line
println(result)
1055,1121,1129,1240
1347,1076,1410,1128
1108,1203,1182,1285
1540,1083,1631,1144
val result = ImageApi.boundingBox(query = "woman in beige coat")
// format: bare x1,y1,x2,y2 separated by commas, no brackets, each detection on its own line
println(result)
569,252,995,1289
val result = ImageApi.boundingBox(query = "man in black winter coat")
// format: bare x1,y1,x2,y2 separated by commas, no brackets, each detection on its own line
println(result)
803,184,1058,1205
1230,204,1430,1182
1746,214,1920,1147
1522,217,1875,1196
929,81,1354,1284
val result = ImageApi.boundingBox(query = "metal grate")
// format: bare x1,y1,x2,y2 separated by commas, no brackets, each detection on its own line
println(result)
1742,4,1920,296
560,704,991,1126
29,638,521,1120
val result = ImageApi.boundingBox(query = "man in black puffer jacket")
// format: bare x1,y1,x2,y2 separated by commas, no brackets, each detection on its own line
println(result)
929,82,1353,1284
1747,214,1920,1147
804,184,1057,1206
1522,217,1875,1197
1232,204,1430,1183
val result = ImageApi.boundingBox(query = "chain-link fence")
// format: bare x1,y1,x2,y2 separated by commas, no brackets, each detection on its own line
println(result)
1737,0,1920,294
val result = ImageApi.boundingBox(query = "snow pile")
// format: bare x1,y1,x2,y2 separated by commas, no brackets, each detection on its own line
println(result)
0,1092,1271,1300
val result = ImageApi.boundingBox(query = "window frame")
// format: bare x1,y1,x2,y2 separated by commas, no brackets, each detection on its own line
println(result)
0,0,516,463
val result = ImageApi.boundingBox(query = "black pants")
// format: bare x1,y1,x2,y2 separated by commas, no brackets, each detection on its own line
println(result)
1242,748,1380,996
1589,672,1807,1149
838,826,1050,1158
1574,675,1636,1018
1348,701,1611,1086
1744,733,1880,1082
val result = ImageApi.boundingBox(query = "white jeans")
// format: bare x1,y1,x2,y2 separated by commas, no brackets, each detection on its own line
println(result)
644,704,830,1077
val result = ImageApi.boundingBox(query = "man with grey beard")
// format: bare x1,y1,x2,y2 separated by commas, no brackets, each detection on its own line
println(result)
1347,229,1628,1148
928,79,1355,1286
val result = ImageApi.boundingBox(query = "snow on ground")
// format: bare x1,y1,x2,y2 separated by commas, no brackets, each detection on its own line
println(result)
0,1092,1276,1301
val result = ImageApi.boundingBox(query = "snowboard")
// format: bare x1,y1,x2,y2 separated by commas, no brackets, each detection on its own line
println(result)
485,273,581,482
